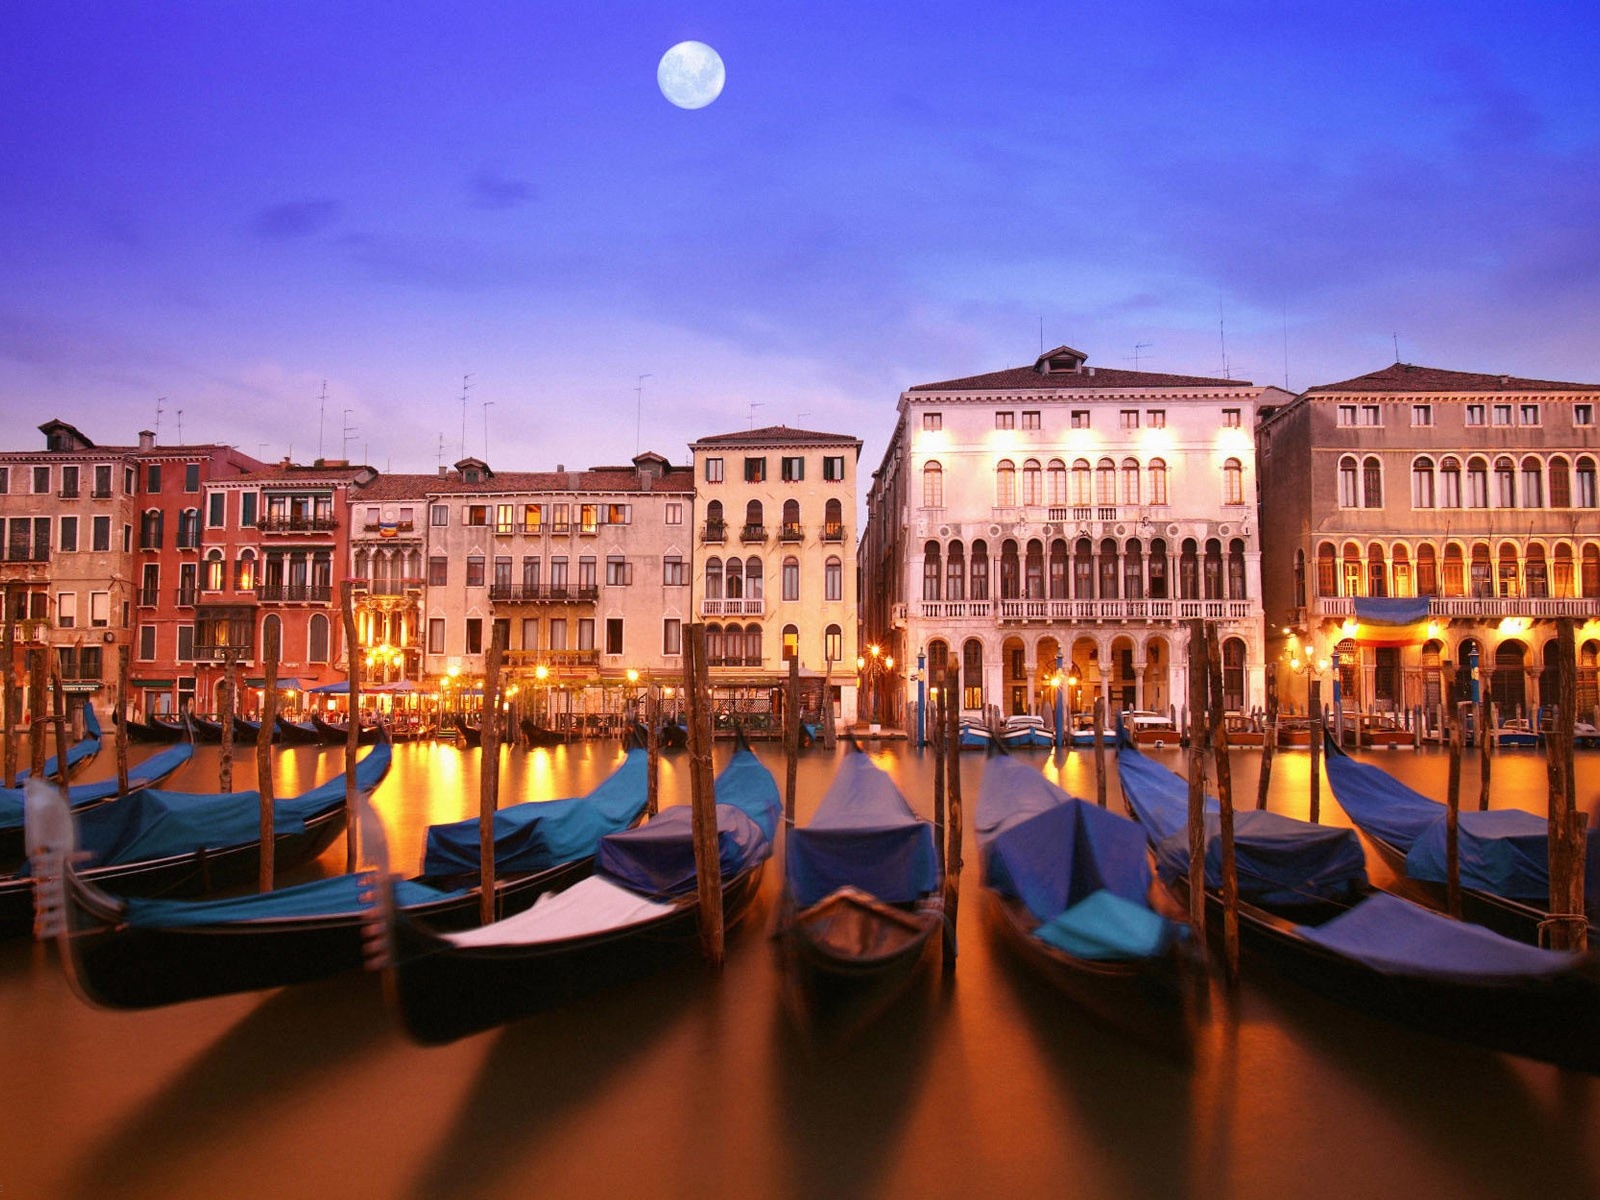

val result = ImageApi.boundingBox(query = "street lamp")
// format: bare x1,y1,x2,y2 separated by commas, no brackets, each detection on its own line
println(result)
855,642,895,732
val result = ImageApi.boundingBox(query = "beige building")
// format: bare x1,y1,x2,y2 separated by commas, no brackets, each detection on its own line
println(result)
1257,362,1600,725
689,426,861,730
863,347,1287,729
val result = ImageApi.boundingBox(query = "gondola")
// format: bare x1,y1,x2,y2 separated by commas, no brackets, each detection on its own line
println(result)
1322,732,1598,945
115,711,188,744
1000,715,1055,750
519,719,567,747
375,736,780,1044
28,747,649,1009
977,754,1198,1059
1116,732,1600,1075
274,714,325,744
453,715,483,748
3,740,392,940
312,712,383,745
188,713,263,743
776,743,942,1033
958,720,994,751
16,702,102,783
0,739,195,869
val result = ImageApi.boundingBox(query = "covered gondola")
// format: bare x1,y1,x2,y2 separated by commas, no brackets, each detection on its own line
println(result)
313,712,383,745
16,702,102,783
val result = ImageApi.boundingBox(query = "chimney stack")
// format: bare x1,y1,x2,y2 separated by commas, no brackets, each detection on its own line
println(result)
138,429,155,451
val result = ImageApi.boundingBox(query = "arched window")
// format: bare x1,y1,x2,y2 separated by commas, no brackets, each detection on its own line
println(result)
724,556,743,599
1342,542,1363,596
1024,539,1044,598
1361,456,1381,508
782,624,799,661
1441,543,1465,596
1525,544,1548,598
1497,542,1520,598
744,623,763,665
922,461,944,508
999,540,1020,599
706,623,725,664
1338,456,1359,507
1149,538,1168,599
1047,459,1067,506
1203,539,1223,599
1392,544,1412,596
946,541,965,600
261,613,282,661
1074,538,1094,598
824,624,842,664
1521,456,1544,508
744,500,764,536
781,498,801,538
308,613,330,663
1578,458,1598,508
1227,539,1246,599
962,639,985,709
1224,458,1244,506
824,498,844,539
1125,539,1144,599
705,499,725,538
1367,542,1387,597
824,556,842,602
1148,459,1168,506
1412,457,1435,508
204,549,225,592
1096,458,1117,505
922,542,942,601
782,554,800,602
1553,543,1575,598
1099,538,1119,599
705,557,724,600
1494,456,1516,507
1550,456,1572,508
1316,542,1337,596
1583,545,1600,597
1071,459,1092,505
1021,459,1042,506
996,460,1016,507
1429,457,1458,510
1049,538,1069,599
1180,539,1200,600
1222,638,1246,711
1121,457,1140,505
1467,457,1489,507
1470,543,1493,597
234,548,256,591
744,556,764,601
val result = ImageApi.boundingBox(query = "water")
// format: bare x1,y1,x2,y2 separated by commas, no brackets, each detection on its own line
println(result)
3,738,1598,1199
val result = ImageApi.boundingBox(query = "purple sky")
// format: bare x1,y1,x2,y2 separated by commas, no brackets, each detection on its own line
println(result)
3,2,1598,477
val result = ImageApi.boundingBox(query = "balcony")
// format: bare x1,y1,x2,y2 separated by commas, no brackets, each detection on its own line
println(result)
488,583,599,604
352,577,426,596
779,523,804,543
700,598,766,618
256,584,333,603
822,523,846,543
912,597,1258,624
2,545,49,564
90,488,112,500
256,514,338,534
57,487,80,499
138,588,160,607
740,524,767,544
709,655,765,668
502,649,600,674
360,520,415,533
174,587,198,607
701,522,727,544
1314,595,1599,621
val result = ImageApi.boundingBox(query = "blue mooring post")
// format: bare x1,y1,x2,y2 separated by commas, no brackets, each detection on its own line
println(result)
1054,651,1065,749
916,650,926,749
1469,646,1480,705
1331,649,1342,744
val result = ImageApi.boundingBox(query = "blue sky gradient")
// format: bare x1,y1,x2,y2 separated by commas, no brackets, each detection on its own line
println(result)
3,2,1598,476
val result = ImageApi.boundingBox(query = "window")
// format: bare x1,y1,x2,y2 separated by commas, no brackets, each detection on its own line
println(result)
1224,459,1245,506
0,468,7,494
205,492,223,527
1149,459,1168,506
550,556,568,591
428,556,447,586
995,411,1015,430
466,556,485,587
664,501,683,525
239,492,256,528
1120,410,1139,429
427,618,445,654
995,460,1016,506
743,457,766,483
1466,404,1485,426
1337,405,1357,427
58,516,77,552
1021,411,1041,430
33,466,50,493
1223,408,1242,428
1021,459,1042,505
922,412,942,431
1070,411,1089,429
663,618,682,656
235,550,256,590
1360,405,1380,426
822,456,845,481
549,618,568,650
138,624,156,660
923,461,944,507
465,619,483,655
59,465,79,497
781,456,804,482
1467,458,1489,507
57,592,76,629
577,618,595,652
824,556,842,602
1362,457,1382,508
1439,457,1462,507
1338,457,1359,508
1121,458,1140,505
1096,459,1116,504
782,556,800,602
1577,458,1597,508
1520,457,1543,508
1412,404,1433,426
522,555,540,589
179,463,198,492
705,457,724,483
1412,458,1435,508
782,624,799,661
578,556,597,589
579,504,599,534
89,591,109,627
825,624,842,664
94,464,112,496
1550,457,1572,507
550,504,570,533
466,505,488,526
605,556,631,586
203,550,224,591
1520,404,1541,426
431,504,449,526
606,618,623,656
1576,403,1594,426
92,515,111,551
1147,409,1166,428
496,503,514,534
494,555,512,588
1494,456,1516,507
1493,404,1513,426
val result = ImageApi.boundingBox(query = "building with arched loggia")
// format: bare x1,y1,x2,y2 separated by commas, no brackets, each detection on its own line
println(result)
1257,362,1600,730
862,346,1288,731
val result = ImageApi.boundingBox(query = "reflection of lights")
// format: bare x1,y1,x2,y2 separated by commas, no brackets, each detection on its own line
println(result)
1288,654,1331,677
535,664,549,682
1497,616,1531,638
1341,619,1358,638
626,668,640,684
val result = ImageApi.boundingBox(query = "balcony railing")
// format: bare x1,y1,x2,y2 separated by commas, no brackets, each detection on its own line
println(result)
822,524,845,543
708,655,765,668
57,487,80,499
2,546,49,563
740,524,767,544
90,488,112,499
700,598,766,617
915,597,1258,623
360,520,415,533
353,577,426,596
779,523,804,542
174,587,198,607
502,649,600,672
138,588,160,607
256,514,338,534
701,522,726,544
488,584,600,603
1315,595,1600,620
256,584,333,603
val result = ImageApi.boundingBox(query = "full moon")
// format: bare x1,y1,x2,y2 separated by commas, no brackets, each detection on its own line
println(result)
657,41,725,110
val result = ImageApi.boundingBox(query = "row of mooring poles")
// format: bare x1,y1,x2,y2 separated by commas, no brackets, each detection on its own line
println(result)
1184,619,1240,987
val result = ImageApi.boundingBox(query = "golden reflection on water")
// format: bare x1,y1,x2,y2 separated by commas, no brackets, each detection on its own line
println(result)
2,736,1598,1199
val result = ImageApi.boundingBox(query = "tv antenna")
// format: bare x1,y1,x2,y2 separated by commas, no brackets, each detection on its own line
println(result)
459,373,474,460
1124,342,1153,371
436,433,446,472
635,373,653,455
341,408,358,461
1392,332,1401,364
482,398,494,459
176,408,184,443
154,397,165,442
748,401,764,429
317,380,328,457
1218,307,1232,380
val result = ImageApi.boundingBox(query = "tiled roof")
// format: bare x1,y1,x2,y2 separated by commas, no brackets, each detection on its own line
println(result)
355,467,694,498
692,425,861,448
1305,362,1600,395
908,363,1250,392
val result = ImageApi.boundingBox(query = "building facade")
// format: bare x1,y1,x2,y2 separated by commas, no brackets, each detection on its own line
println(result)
1257,362,1600,725
864,347,1285,729
689,426,861,729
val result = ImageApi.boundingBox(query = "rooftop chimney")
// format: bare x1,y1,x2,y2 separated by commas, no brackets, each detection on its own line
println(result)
138,429,155,451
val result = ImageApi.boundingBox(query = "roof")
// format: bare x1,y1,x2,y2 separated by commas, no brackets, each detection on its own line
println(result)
691,425,862,449
354,466,695,500
909,348,1250,392
1304,362,1600,396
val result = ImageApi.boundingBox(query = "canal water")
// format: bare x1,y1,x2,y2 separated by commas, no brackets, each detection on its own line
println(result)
3,736,1598,1199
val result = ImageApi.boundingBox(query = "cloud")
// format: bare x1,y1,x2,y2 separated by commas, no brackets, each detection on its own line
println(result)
469,169,534,210
250,199,342,239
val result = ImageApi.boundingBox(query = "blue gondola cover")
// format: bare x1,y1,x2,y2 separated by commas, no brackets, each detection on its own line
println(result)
124,871,462,928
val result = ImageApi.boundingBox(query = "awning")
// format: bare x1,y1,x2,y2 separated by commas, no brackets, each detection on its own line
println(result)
246,677,307,690
133,679,175,688
309,681,350,694
1348,598,1432,647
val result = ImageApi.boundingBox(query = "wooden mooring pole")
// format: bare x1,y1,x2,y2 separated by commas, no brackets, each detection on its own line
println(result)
478,624,505,926
1185,620,1207,950
784,655,800,829
685,625,725,966
1093,696,1108,808
115,645,130,796
1205,624,1239,986
1308,679,1322,825
942,675,962,970
1544,619,1587,952
258,621,280,891
1446,702,1466,919
1256,665,1277,810
341,581,361,872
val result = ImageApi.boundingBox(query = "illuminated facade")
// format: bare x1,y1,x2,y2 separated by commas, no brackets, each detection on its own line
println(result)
864,347,1285,726
1257,362,1600,723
